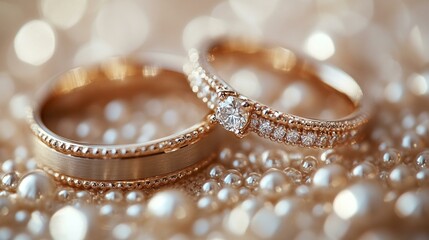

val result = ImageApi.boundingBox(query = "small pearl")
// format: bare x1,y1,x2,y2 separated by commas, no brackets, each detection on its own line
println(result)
197,195,220,212
99,204,118,216
125,191,145,203
259,149,289,170
104,189,124,203
351,162,378,179
201,180,220,195
415,150,429,169
147,190,194,226
222,169,243,188
1,159,16,173
15,210,30,223
1,172,20,191
380,148,401,169
239,187,250,198
259,169,292,200
126,204,145,218
208,164,225,179
231,153,249,170
283,167,303,184
56,188,74,202
320,150,343,164
401,132,423,152
312,164,348,192
16,170,55,203
300,156,318,174
416,169,429,186
244,172,261,190
218,148,232,165
389,165,416,190
75,191,91,203
217,187,240,206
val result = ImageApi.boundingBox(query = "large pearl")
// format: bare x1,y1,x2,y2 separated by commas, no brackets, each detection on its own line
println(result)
312,164,348,194
259,169,292,200
50,206,89,240
395,189,429,225
147,190,194,226
333,181,387,224
16,170,55,204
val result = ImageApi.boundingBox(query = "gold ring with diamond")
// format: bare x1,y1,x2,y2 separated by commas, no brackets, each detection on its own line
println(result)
29,57,220,190
187,38,370,148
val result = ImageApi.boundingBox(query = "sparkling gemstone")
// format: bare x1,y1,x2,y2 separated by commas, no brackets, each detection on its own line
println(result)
286,130,300,144
250,117,259,130
273,126,286,141
301,132,316,146
259,119,273,136
316,134,328,147
215,96,250,133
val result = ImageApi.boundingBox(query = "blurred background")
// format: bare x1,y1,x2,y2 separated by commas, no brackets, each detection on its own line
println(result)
1,0,429,146
1,1,429,239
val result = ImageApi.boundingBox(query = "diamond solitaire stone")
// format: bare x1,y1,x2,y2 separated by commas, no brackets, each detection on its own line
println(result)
216,96,250,134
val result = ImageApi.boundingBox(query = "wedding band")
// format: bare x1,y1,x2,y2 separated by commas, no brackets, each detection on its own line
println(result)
29,58,219,190
187,38,370,148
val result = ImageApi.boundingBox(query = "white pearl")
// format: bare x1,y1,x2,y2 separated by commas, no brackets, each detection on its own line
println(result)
222,169,243,188
126,204,145,219
231,153,249,170
50,206,89,240
104,189,124,203
197,195,220,212
217,187,240,206
320,150,343,164
300,156,318,174
125,191,145,203
259,149,289,170
283,167,303,184
395,190,429,222
218,148,232,165
312,164,348,192
351,162,378,179
201,180,220,195
147,190,194,226
56,188,74,202
415,150,429,169
333,181,387,223
244,172,261,189
416,169,429,186
388,164,416,190
259,169,292,200
1,172,20,191
208,164,225,179
380,148,401,169
16,170,55,203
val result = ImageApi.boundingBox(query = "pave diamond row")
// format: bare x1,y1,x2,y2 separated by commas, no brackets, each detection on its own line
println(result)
29,112,216,159
249,114,359,148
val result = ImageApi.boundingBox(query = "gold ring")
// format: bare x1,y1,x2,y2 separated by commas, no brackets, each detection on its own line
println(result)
29,57,220,190
187,38,370,148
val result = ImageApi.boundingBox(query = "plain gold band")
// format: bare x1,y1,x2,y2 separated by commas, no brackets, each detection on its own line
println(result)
29,57,219,189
